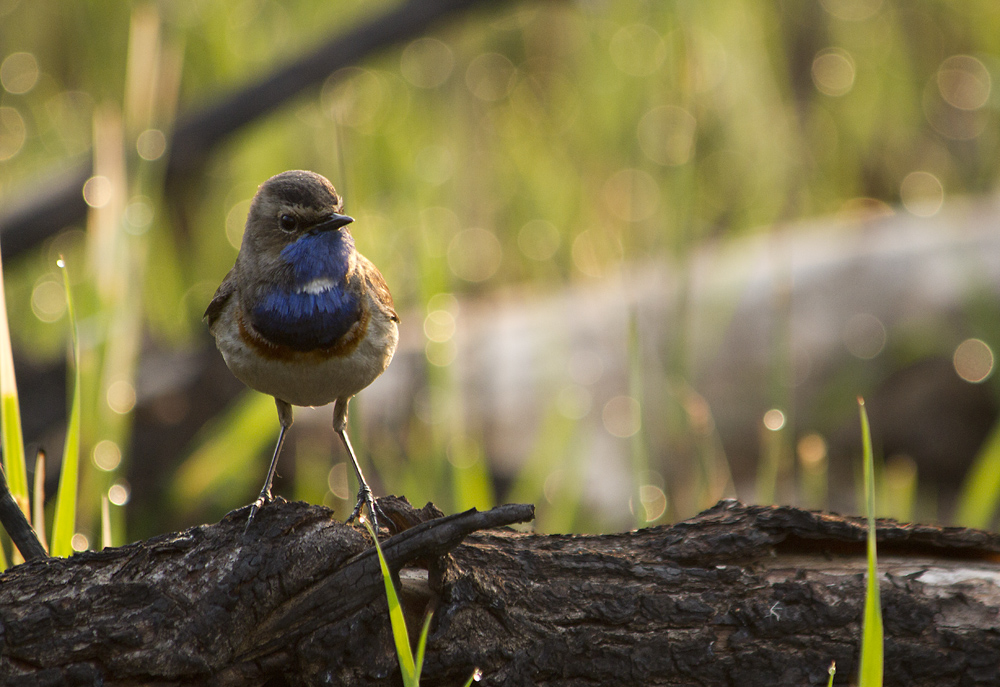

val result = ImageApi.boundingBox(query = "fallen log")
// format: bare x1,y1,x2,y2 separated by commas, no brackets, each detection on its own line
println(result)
1,498,998,686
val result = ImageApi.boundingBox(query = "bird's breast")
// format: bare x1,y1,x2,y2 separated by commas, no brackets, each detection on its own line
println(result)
241,288,368,360
247,282,362,352
214,293,398,407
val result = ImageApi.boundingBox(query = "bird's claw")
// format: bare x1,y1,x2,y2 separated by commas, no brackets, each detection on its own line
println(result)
347,484,384,532
243,490,274,534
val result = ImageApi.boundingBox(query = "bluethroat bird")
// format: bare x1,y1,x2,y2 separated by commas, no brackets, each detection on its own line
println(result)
205,170,399,531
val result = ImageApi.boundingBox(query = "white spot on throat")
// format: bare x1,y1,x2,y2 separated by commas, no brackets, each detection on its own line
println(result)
297,277,337,295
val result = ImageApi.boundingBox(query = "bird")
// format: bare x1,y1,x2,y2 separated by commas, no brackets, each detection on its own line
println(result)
204,170,399,531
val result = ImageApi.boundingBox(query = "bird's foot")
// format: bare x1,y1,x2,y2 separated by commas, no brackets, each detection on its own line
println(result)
243,489,274,534
347,484,384,533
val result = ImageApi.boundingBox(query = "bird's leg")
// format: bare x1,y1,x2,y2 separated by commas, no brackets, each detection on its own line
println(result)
334,397,382,531
245,398,294,533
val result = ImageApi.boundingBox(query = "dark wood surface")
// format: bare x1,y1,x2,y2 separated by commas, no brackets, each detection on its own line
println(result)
1,498,999,686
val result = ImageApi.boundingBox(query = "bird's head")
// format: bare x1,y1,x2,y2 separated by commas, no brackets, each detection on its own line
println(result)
237,170,356,284
241,170,354,255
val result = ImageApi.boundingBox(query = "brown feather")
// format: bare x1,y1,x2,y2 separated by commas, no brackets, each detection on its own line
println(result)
204,267,238,326
356,253,399,323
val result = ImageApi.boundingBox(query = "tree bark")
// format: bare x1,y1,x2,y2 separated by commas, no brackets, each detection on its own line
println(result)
1,498,999,686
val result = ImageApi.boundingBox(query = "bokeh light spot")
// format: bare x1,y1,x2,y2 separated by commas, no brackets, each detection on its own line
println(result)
136,128,167,160
609,23,667,76
108,483,130,506
637,105,697,166
425,339,457,367
797,433,828,468
447,227,502,282
762,408,786,431
423,309,456,343
690,32,728,93
630,483,667,522
400,37,454,88
125,196,154,233
31,277,65,323
603,168,660,222
954,338,993,383
427,292,459,315
603,395,642,438
93,440,122,472
0,106,26,161
937,55,991,111
322,67,389,133
82,175,113,208
465,52,516,102
71,533,89,552
225,199,252,249
812,48,855,96
683,391,714,436
0,51,39,94
327,462,349,499
517,219,561,261
446,437,481,469
107,380,137,415
843,312,886,359
900,171,943,217
571,229,622,278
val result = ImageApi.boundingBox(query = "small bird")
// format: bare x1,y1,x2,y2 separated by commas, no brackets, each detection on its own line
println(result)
205,170,399,531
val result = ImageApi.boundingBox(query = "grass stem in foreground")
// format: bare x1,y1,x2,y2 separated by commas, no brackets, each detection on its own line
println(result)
858,397,883,687
50,259,82,558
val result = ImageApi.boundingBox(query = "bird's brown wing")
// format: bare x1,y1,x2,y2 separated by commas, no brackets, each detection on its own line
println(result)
204,267,238,326
358,254,399,323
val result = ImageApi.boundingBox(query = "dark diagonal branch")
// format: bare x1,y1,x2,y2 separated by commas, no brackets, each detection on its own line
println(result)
0,0,511,259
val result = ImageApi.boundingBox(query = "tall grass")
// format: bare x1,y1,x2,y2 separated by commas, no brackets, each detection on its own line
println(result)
956,420,1000,529
365,518,430,687
0,240,29,558
857,397,883,687
49,259,82,558
364,519,481,687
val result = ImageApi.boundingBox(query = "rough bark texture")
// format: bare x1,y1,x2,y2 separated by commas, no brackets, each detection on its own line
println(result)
2,498,999,686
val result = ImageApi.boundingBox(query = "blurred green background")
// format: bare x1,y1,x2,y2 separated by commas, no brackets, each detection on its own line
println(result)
3,0,1000,552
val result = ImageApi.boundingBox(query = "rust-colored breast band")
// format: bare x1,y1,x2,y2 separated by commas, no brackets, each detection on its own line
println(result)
236,303,370,362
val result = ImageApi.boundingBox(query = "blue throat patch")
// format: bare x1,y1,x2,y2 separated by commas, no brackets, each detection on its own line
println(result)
249,231,361,351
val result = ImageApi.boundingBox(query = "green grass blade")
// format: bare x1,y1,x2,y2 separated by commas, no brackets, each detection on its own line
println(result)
413,611,433,679
461,668,483,687
858,397,883,687
51,259,82,558
955,418,1000,528
827,661,836,687
364,520,417,686
33,450,47,553
0,240,28,523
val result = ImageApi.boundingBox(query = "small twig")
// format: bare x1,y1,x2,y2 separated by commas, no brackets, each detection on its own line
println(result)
0,463,47,561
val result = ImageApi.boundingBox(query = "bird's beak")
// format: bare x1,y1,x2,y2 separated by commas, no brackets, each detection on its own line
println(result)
313,212,354,232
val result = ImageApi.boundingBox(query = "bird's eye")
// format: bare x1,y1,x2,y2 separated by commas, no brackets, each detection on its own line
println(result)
278,214,297,232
